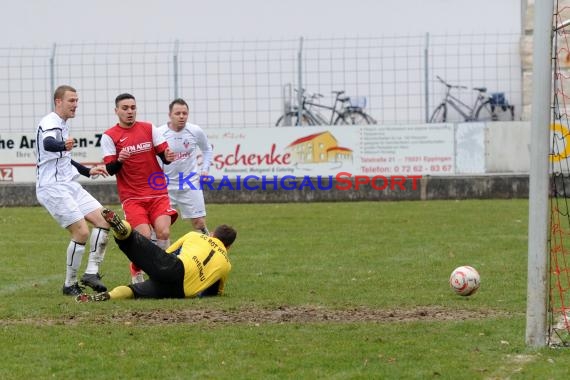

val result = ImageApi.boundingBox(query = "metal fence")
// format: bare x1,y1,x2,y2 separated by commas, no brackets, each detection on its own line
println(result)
0,33,522,132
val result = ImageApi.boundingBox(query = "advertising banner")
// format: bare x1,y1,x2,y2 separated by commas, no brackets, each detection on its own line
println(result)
0,124,455,184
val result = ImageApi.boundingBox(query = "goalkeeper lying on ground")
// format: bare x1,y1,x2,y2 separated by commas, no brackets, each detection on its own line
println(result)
76,208,236,302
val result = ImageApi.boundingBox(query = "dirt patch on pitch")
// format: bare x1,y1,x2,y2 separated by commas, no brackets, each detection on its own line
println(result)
97,305,512,325
3,305,515,326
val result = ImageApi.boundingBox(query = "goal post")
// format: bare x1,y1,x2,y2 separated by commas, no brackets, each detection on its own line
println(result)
525,0,554,347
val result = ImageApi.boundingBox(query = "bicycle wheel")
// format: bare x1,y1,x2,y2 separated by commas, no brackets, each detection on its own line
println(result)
475,101,515,122
275,111,316,126
334,110,376,125
429,103,447,123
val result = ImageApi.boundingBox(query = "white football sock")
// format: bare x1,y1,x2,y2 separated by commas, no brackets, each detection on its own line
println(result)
85,228,109,274
65,241,85,286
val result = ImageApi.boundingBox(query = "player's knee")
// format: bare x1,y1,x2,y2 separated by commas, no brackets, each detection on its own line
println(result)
72,228,90,243
154,226,170,240
68,220,90,243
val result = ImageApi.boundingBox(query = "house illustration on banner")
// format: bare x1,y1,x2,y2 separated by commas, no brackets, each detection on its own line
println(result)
285,131,353,164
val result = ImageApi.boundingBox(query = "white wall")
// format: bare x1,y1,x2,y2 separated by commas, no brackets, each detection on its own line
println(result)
486,122,531,173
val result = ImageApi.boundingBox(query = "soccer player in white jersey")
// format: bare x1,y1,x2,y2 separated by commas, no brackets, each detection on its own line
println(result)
35,85,111,296
157,99,213,234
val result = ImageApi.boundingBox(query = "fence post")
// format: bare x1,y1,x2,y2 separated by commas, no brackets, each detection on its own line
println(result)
424,33,430,123
297,36,304,126
173,39,180,99
282,83,292,126
50,43,57,111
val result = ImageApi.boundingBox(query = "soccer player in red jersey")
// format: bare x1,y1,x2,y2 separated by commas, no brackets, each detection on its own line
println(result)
101,93,178,284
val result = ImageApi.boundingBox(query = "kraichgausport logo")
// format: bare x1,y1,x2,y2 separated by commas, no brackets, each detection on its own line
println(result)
147,172,421,191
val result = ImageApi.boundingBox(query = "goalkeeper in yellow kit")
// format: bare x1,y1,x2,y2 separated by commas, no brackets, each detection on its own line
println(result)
76,208,237,302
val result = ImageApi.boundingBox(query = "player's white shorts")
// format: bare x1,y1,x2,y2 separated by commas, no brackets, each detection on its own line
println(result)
168,188,206,219
36,181,102,228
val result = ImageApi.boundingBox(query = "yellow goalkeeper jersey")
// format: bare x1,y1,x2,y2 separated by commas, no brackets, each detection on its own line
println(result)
166,231,231,297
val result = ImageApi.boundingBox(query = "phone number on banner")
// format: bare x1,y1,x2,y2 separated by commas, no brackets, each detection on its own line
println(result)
361,164,453,174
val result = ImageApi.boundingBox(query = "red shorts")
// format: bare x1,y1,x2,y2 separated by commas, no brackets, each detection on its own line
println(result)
122,196,178,229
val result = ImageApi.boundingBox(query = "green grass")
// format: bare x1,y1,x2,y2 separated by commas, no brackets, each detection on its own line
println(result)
0,200,565,379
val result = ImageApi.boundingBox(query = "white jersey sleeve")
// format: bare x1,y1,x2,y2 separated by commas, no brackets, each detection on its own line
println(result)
192,126,213,172
152,123,167,147
100,133,117,159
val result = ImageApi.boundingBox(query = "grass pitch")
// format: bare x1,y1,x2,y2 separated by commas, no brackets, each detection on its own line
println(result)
0,200,567,379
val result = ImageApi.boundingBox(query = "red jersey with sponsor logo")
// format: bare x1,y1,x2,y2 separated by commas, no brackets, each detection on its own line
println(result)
101,121,169,202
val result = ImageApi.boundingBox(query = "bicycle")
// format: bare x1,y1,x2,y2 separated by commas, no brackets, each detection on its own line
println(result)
275,88,376,126
429,76,515,123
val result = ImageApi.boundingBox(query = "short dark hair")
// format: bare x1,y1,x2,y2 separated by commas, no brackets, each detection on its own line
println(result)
213,225,237,249
54,85,76,104
168,98,189,113
115,93,135,107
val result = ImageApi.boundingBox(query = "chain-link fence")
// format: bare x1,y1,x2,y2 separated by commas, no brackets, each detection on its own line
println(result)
0,33,521,132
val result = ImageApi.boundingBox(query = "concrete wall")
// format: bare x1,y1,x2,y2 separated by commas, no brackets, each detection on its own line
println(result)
486,122,530,173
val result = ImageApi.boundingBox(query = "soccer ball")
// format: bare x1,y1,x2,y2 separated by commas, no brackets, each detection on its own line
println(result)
449,266,480,296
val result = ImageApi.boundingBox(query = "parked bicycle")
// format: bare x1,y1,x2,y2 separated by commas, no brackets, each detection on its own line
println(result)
429,76,514,123
275,89,376,126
